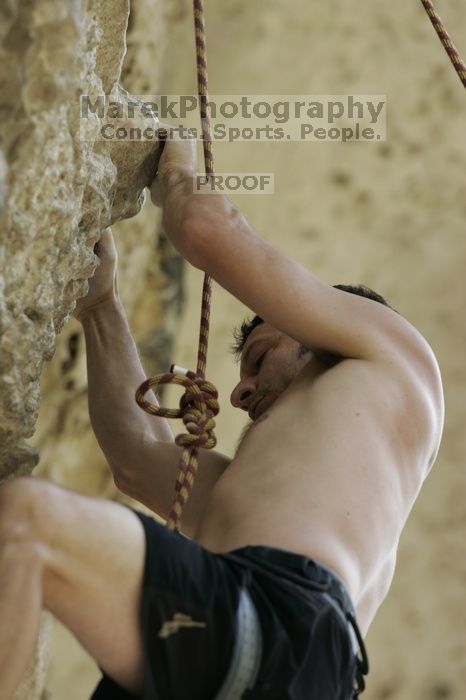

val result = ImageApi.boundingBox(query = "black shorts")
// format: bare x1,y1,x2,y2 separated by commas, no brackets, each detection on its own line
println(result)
91,509,368,700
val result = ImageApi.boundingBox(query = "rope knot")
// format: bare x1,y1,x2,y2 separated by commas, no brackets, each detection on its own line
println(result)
135,369,219,451
176,376,219,449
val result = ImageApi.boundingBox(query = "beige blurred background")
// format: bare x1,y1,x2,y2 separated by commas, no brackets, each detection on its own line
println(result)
32,0,465,698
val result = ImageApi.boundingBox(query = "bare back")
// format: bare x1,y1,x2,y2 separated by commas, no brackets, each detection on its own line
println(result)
194,352,444,635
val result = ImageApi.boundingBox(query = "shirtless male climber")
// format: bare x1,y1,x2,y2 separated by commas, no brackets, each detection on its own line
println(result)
0,128,444,700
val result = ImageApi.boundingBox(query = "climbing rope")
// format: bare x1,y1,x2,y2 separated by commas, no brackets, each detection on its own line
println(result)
136,0,217,532
420,0,466,89
136,1,465,534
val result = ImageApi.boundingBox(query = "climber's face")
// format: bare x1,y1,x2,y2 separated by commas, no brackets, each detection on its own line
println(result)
230,322,312,422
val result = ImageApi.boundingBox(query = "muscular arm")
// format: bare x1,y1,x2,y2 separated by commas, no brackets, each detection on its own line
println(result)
75,230,230,536
187,207,427,362
81,296,174,465
81,299,230,535
154,130,434,364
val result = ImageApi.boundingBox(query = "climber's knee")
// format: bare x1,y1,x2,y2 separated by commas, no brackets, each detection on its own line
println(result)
0,477,56,556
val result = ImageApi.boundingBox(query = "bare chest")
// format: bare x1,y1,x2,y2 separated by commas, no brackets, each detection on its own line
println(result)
196,359,436,606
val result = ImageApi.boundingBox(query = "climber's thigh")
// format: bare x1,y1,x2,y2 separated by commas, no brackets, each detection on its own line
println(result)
37,480,146,696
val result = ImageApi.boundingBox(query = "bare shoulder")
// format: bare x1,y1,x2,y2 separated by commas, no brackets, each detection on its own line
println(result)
399,318,443,410
374,316,445,467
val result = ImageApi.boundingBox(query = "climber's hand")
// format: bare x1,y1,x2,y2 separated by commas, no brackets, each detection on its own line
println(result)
73,228,119,323
150,124,198,208
149,123,235,265
149,124,204,256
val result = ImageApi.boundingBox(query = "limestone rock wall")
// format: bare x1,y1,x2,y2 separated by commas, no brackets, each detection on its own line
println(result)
0,0,160,480
0,1,183,698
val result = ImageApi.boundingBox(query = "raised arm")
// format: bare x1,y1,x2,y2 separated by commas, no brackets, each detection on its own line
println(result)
154,130,434,365
74,229,175,458
74,229,230,536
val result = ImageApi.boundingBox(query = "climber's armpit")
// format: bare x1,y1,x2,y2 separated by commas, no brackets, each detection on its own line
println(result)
115,439,230,538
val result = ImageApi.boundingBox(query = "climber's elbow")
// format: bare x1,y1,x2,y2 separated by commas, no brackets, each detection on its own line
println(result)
181,194,245,271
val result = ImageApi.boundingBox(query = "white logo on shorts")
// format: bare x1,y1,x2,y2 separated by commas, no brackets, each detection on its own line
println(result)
158,613,207,639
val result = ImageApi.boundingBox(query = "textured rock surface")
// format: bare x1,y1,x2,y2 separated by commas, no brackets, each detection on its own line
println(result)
27,1,185,697
0,0,160,480
0,0,178,698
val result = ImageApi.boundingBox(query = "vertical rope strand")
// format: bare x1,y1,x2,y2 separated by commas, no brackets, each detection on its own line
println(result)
165,0,215,529
136,0,218,533
420,0,466,89
193,0,214,381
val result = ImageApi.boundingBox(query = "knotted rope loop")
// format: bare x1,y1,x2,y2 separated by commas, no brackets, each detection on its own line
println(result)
136,370,219,451
136,368,219,532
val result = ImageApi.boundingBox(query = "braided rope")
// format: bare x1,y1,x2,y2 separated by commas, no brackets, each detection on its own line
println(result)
136,0,217,532
420,0,466,89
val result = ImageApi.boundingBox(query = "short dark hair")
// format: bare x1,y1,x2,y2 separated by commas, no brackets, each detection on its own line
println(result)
230,283,396,359
231,314,265,360
332,284,396,310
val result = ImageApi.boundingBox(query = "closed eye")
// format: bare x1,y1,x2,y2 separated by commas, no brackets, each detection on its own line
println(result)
254,352,266,371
